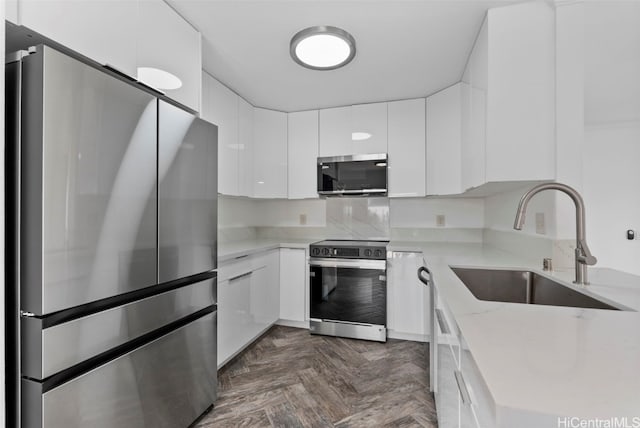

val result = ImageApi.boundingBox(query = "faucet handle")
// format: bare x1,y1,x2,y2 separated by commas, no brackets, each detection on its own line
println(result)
576,240,597,266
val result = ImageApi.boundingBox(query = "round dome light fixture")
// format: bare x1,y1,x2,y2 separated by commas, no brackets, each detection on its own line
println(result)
290,26,356,70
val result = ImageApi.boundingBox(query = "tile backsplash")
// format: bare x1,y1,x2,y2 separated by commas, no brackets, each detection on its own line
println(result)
326,197,390,240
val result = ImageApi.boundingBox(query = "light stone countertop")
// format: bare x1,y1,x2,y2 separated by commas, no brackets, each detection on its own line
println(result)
390,241,640,426
218,239,640,425
218,238,316,263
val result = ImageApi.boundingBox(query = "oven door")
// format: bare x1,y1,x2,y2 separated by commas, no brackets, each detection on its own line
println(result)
309,258,386,326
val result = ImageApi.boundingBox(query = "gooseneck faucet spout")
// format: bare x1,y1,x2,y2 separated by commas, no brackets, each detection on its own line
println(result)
513,182,597,285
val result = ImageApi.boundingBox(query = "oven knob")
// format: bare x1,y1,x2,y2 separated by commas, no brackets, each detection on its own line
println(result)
312,248,320,256
322,248,330,256
374,249,383,258
364,249,372,257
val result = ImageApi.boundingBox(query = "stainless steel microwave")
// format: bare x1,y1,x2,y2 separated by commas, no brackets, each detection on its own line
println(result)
317,153,388,197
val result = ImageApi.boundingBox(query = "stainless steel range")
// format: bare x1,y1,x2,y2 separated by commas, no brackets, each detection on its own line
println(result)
309,240,388,342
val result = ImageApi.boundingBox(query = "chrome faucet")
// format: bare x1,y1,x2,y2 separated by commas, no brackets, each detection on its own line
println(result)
513,182,597,285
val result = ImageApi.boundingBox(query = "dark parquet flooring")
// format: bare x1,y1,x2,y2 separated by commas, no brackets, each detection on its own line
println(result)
196,326,437,428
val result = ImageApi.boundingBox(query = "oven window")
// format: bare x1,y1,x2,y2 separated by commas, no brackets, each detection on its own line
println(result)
310,266,386,326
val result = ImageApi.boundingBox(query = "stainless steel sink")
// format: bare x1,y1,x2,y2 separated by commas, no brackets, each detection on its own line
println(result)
451,267,620,310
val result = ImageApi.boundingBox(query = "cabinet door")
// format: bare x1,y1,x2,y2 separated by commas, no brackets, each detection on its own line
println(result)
426,85,463,195
485,2,555,183
388,252,428,337
462,18,488,191
205,72,239,195
18,0,137,76
137,0,201,112
217,278,233,366
265,250,281,325
288,110,319,199
279,248,306,322
388,99,426,197
436,339,460,428
319,106,351,157
352,102,388,154
238,97,254,197
250,266,270,334
253,108,288,198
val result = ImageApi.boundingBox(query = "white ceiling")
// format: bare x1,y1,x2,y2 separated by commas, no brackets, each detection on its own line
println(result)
168,0,521,112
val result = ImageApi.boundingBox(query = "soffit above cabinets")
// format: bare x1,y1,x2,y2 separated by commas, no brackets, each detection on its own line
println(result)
167,0,523,112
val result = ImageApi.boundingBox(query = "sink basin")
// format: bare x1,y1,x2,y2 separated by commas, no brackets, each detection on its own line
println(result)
451,267,620,311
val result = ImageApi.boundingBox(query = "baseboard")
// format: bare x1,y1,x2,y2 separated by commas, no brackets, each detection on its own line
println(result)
275,319,309,329
387,330,430,343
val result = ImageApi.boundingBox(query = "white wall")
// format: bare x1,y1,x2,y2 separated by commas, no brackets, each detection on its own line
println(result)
549,2,640,275
583,123,640,275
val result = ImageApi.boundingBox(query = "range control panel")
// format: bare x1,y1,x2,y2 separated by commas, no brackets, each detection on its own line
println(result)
309,240,388,260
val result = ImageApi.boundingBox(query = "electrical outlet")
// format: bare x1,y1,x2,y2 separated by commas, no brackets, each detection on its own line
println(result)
299,214,307,225
436,214,446,227
535,212,546,235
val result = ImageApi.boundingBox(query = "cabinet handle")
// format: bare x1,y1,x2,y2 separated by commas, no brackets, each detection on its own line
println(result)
435,308,450,335
234,255,249,260
229,271,252,282
417,266,431,286
454,370,472,405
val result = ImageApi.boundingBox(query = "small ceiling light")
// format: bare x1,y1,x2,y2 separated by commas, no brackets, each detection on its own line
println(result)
375,162,387,167
290,26,356,70
352,132,372,141
137,67,182,90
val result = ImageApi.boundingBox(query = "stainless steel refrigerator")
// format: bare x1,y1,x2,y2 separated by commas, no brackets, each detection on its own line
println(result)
6,45,218,428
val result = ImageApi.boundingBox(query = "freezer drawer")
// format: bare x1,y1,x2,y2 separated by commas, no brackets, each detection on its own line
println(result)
19,45,158,316
158,101,218,283
22,311,217,428
22,276,216,380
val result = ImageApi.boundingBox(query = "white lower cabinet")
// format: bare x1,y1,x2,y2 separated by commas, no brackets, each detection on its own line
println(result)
387,252,429,340
431,273,487,428
217,250,280,367
279,248,307,324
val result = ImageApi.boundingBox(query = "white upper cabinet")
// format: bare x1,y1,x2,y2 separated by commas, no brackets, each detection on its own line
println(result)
388,98,426,198
203,72,239,196
426,2,556,196
319,103,387,157
484,2,555,183
137,0,202,112
318,106,351,157
238,97,255,197
16,0,138,76
463,18,488,191
288,110,319,199
352,103,388,155
253,108,288,198
462,2,555,189
426,84,463,195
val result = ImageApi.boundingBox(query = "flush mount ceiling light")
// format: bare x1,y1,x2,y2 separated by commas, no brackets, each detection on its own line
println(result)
137,67,182,90
290,26,356,70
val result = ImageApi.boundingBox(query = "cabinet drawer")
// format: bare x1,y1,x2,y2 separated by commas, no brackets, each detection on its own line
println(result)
219,253,268,282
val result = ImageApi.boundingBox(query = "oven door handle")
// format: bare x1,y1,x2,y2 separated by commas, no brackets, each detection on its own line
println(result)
309,258,386,270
